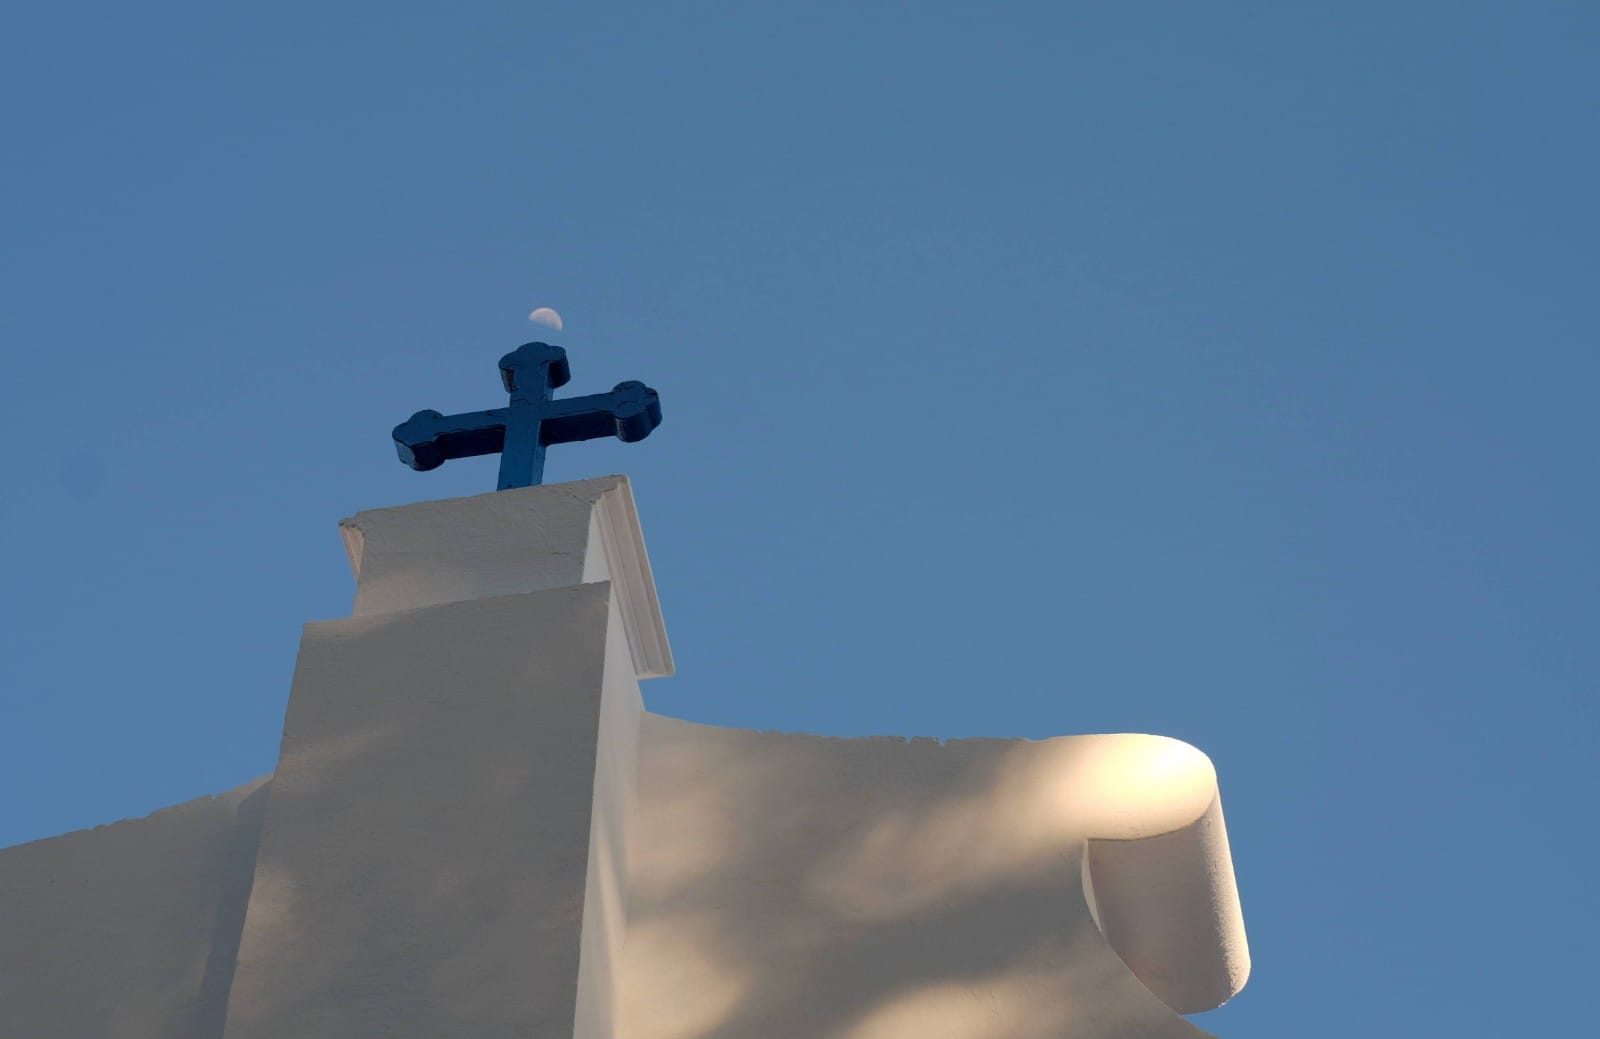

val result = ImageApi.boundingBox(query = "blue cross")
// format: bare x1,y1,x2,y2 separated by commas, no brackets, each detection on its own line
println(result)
392,342,662,490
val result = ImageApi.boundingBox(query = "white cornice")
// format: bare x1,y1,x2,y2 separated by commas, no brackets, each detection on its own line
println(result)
587,478,674,679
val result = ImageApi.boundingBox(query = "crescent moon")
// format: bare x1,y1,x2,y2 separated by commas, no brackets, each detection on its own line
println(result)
527,307,564,332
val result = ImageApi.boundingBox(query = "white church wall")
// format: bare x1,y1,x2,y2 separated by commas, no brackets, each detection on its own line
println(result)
617,717,1244,1039
0,477,1249,1038
574,591,646,1039
218,582,631,1039
340,476,672,679
0,776,268,1039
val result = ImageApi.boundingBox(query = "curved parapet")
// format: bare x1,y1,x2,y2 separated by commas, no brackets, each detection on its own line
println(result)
1067,736,1250,1013
620,717,1250,1039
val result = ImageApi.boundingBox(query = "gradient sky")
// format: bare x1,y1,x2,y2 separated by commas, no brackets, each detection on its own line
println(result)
3,4,1596,1035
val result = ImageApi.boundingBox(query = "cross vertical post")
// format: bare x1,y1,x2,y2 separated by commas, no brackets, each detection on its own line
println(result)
494,345,563,490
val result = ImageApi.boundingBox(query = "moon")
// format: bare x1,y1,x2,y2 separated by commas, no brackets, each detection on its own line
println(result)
527,307,564,331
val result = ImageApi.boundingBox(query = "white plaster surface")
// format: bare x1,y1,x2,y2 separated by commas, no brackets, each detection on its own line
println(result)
1086,793,1249,1013
219,582,639,1039
0,477,1249,1038
339,475,672,678
575,590,646,1039
617,718,1244,1039
0,777,269,1039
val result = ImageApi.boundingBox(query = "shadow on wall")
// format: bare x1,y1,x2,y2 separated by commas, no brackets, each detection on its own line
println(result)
187,782,271,1039
0,774,270,1039
47,696,1238,1039
618,715,1242,1039
217,589,625,1039
66,589,1236,1039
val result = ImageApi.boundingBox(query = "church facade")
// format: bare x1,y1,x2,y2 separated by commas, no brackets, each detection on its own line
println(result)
0,477,1248,1038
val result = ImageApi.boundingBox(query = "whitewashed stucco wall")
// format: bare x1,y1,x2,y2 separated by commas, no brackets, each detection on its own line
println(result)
0,478,1247,1038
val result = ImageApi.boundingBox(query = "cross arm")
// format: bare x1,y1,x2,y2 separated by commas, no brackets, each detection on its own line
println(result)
392,407,512,471
541,381,663,445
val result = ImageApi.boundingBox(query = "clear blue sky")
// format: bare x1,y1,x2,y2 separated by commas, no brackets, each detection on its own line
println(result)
3,4,1596,1034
